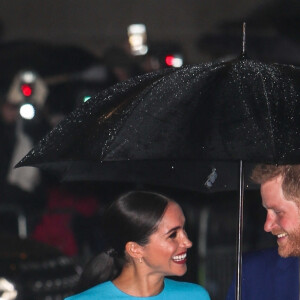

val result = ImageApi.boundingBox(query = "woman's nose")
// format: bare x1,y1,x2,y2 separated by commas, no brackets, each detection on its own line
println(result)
182,231,193,248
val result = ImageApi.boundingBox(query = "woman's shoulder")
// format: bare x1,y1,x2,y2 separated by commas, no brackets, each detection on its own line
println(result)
64,281,114,300
164,278,210,299
65,279,210,300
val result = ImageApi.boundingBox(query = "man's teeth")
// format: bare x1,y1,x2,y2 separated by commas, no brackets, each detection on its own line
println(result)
278,233,287,238
172,253,187,261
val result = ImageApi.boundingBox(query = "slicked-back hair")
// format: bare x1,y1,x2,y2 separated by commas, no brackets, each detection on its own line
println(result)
104,191,170,250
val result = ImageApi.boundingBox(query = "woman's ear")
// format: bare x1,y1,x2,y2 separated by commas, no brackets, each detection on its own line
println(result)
125,241,144,259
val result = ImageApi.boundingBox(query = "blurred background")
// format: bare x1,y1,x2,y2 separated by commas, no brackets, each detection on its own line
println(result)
0,0,298,299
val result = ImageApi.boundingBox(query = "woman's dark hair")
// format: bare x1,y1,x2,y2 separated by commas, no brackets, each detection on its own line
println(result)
74,191,170,294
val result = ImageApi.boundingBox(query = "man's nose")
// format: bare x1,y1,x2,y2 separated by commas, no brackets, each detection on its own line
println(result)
264,211,276,232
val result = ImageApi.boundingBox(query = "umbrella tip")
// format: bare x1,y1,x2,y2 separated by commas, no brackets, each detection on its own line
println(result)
241,22,247,57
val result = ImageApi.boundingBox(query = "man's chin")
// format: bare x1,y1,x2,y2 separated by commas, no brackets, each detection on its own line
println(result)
278,245,300,258
278,248,290,258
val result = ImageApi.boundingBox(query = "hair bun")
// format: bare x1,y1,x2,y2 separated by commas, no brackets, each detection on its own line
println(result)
105,248,118,257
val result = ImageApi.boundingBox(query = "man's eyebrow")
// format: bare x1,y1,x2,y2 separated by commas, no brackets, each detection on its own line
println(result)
164,226,181,235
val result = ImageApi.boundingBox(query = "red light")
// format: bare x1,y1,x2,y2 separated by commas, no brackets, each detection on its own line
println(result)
165,55,175,66
21,84,33,97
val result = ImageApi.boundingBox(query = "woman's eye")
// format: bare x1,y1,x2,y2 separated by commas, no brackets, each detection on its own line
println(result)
169,231,177,239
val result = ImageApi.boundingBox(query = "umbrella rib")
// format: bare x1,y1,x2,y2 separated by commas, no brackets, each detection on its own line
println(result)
99,69,182,158
259,72,277,160
97,68,180,125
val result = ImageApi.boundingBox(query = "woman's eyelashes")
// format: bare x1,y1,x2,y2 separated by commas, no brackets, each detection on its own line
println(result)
169,230,178,239
167,225,186,239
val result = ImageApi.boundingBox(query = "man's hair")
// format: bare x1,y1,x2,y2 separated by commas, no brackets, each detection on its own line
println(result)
252,164,300,201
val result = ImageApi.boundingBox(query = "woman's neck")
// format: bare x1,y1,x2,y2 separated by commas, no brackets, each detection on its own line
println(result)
112,264,164,297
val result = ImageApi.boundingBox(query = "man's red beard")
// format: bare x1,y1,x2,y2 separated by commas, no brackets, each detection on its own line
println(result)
274,227,300,257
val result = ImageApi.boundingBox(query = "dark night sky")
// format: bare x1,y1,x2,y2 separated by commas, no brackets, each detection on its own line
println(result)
1,0,297,63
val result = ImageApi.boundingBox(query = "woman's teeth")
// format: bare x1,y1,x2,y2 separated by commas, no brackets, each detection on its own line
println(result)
172,253,187,262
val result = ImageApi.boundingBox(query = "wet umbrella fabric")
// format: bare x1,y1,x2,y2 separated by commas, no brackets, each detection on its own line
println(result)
17,56,300,169
17,55,300,300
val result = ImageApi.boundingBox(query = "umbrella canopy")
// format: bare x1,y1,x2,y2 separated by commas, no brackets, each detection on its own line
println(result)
17,55,300,168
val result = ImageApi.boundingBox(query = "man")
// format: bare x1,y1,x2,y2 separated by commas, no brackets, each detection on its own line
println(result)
226,164,300,300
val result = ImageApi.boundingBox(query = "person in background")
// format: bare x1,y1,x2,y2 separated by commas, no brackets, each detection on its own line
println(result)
0,89,42,235
0,91,40,200
66,191,210,300
226,164,300,300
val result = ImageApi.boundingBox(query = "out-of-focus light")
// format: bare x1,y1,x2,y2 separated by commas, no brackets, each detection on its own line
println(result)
83,96,91,103
20,103,35,120
0,277,18,300
21,71,36,84
165,54,183,68
21,84,33,97
165,55,174,66
128,24,148,56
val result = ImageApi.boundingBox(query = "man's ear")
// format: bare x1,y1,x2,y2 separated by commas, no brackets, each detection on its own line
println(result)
125,241,144,259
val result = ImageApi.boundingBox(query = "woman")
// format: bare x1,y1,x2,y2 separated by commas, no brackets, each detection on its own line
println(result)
66,191,210,299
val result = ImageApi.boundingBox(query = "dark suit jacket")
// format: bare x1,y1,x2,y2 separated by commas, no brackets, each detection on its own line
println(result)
226,248,299,300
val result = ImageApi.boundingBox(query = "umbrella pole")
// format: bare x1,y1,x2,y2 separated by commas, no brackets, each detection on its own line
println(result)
235,160,244,300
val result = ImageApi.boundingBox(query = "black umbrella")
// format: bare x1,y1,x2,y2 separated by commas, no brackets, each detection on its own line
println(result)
17,30,300,299
16,57,300,164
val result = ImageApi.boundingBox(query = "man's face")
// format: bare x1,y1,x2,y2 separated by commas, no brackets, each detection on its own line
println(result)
261,175,300,257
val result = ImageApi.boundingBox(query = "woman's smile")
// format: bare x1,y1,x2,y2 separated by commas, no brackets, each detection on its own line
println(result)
172,252,187,264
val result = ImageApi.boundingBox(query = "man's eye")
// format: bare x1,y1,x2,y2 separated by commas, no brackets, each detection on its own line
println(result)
169,232,177,239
